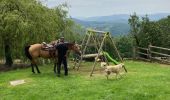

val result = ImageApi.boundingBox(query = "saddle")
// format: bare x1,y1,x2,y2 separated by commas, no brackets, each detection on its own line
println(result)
41,42,57,57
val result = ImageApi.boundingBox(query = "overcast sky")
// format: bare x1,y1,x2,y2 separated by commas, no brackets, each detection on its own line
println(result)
42,0,170,18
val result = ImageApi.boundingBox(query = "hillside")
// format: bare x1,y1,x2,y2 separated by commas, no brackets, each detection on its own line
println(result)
73,18,129,36
80,13,170,22
73,13,170,36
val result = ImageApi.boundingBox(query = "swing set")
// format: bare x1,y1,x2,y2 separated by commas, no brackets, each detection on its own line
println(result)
75,29,127,76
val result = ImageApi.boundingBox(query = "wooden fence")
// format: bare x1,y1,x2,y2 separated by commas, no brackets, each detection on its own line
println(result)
135,45,170,64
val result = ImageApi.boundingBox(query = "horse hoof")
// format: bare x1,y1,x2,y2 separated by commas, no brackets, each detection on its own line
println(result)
38,72,41,74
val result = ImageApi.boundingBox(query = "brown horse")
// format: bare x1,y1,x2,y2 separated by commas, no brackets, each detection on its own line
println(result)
25,42,81,74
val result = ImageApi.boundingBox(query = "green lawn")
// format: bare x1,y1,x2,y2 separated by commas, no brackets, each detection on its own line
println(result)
0,60,170,100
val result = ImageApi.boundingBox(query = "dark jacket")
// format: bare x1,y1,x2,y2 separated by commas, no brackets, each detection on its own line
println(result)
56,43,68,58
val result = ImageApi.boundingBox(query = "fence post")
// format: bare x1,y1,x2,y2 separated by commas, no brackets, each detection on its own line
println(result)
133,46,136,59
148,44,152,62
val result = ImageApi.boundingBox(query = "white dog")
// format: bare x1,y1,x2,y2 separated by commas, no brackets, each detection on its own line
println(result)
101,62,125,79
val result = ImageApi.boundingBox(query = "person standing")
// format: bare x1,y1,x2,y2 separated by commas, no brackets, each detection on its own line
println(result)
55,37,69,76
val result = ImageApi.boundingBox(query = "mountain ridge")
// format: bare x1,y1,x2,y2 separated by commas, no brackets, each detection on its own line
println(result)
72,13,170,36
76,13,170,22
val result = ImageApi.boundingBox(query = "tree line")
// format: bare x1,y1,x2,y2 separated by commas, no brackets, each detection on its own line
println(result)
96,13,170,60
0,0,81,66
115,13,170,59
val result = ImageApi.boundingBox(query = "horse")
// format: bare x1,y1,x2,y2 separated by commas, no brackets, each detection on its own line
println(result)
24,42,81,74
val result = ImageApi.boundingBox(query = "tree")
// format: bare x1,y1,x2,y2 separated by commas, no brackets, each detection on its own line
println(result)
128,12,140,46
0,0,74,66
0,0,27,66
157,16,170,48
139,15,162,47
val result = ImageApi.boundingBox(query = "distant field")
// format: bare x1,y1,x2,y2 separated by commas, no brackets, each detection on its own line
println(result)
0,60,170,100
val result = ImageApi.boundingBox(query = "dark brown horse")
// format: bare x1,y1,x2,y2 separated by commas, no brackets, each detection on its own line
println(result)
25,42,81,74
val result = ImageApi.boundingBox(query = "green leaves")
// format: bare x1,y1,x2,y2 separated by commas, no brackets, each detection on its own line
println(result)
0,0,76,63
128,13,170,48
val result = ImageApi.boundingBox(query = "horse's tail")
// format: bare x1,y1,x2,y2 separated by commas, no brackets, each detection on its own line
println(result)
25,45,32,60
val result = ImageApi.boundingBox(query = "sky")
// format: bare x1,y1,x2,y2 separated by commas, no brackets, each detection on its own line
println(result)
41,0,170,18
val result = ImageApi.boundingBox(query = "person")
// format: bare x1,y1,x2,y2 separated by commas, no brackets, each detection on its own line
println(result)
59,37,64,43
55,37,68,76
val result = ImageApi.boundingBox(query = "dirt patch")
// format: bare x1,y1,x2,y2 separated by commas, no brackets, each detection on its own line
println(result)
0,63,30,72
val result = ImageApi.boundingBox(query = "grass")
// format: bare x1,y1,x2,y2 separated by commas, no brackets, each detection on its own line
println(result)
0,60,170,100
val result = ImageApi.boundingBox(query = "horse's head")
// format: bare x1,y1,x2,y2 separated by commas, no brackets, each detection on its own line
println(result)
68,42,81,56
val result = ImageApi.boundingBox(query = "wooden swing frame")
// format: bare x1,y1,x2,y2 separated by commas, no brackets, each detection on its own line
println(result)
75,29,124,76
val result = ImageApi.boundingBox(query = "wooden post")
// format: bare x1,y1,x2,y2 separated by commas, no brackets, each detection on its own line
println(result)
148,44,152,62
109,34,123,62
90,33,107,76
136,46,139,59
133,46,136,59
76,31,92,70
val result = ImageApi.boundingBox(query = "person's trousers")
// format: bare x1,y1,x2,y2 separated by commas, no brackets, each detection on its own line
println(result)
57,57,68,75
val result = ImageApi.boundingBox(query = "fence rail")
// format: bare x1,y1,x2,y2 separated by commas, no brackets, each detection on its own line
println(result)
150,45,170,51
135,45,170,64
150,51,170,57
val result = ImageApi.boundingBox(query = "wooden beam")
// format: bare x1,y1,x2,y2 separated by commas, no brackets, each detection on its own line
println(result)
87,29,107,34
150,51,170,57
76,32,92,70
136,47,148,51
150,45,170,51
82,53,103,58
137,52,149,56
109,36,123,62
90,33,107,76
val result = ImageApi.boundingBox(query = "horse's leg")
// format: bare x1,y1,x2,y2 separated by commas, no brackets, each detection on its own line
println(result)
32,59,40,73
54,62,57,74
53,58,58,75
35,64,41,73
31,63,35,73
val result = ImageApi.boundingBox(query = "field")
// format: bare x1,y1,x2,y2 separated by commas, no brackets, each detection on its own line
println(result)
0,60,170,100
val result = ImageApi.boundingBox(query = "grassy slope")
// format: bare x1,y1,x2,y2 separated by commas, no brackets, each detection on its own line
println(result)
0,60,170,100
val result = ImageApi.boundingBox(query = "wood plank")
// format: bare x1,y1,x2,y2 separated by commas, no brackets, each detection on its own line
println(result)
150,45,170,51
137,52,149,56
87,29,107,34
82,53,103,58
136,47,148,51
150,51,170,57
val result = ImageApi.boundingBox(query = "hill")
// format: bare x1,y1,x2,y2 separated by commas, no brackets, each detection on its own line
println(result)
72,13,170,36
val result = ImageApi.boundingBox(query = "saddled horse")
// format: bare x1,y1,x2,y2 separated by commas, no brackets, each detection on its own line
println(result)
24,41,81,74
